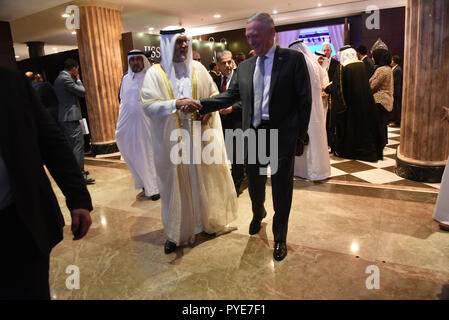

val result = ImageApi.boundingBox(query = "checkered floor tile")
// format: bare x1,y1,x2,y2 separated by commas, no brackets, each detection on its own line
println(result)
327,127,441,190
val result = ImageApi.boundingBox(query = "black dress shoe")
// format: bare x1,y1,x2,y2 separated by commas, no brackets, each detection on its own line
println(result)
82,172,95,184
151,194,161,201
273,242,287,261
83,177,95,185
164,240,176,254
249,209,267,235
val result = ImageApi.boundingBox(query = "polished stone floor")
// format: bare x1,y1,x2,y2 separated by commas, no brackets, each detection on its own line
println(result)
48,159,449,300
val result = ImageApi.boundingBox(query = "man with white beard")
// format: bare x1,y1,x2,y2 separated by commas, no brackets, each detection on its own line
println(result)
116,50,160,201
140,27,238,254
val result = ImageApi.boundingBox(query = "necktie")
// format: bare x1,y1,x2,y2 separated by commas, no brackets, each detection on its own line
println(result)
221,76,227,92
252,56,266,128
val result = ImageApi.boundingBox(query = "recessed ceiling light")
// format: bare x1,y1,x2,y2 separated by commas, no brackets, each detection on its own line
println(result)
72,31,77,34
15,55,20,58
213,14,221,18
61,13,69,18
273,10,278,14
317,3,322,7
148,27,154,31
52,47,58,50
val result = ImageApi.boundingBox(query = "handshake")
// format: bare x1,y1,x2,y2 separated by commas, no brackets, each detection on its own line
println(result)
176,97,202,114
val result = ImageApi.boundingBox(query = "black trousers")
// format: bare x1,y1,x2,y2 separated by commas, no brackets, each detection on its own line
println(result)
227,134,245,189
223,122,245,190
246,122,295,243
0,204,50,300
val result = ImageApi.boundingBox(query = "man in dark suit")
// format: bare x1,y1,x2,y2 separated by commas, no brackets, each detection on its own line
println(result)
323,44,340,81
389,55,403,127
54,59,94,184
180,13,312,261
214,50,245,196
28,72,59,121
356,45,375,78
209,62,220,83
0,67,93,299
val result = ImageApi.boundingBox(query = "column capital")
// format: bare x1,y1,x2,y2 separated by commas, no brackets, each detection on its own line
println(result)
73,0,122,11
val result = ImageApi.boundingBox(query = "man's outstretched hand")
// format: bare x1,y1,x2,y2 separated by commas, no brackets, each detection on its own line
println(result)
71,208,92,240
176,97,202,114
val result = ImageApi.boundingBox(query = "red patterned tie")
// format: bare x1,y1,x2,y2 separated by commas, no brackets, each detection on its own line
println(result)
221,76,227,92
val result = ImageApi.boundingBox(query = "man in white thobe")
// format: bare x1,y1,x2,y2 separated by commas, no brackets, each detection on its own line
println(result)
289,41,330,181
116,50,160,201
140,27,238,253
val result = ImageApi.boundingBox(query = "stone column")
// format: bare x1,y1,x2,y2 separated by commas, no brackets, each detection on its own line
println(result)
75,0,123,155
396,0,449,182
26,41,45,75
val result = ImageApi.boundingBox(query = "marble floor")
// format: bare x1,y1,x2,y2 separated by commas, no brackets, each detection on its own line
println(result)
47,156,449,300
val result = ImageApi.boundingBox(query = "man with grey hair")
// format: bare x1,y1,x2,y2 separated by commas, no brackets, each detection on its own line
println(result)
322,44,340,81
214,50,245,196
180,12,312,261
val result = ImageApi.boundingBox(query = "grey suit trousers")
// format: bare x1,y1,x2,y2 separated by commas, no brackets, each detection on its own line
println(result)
59,121,84,171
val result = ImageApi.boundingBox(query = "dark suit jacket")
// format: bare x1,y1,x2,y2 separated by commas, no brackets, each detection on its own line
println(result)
54,71,85,122
393,65,403,99
32,81,59,121
200,46,312,158
328,58,340,82
0,68,93,255
362,56,375,78
214,72,242,130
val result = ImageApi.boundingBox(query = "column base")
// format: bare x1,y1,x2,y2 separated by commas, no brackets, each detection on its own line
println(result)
91,142,119,156
395,151,445,183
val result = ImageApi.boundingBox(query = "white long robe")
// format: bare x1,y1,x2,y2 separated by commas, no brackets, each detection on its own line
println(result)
140,61,238,245
434,157,449,225
116,70,159,197
294,52,331,181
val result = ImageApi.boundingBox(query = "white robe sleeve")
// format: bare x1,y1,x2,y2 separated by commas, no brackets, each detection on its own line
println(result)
140,67,177,119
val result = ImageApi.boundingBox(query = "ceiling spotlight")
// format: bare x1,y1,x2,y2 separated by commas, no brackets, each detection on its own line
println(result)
72,31,77,34
213,14,221,18
52,47,58,50
15,55,20,58
317,3,322,7
61,13,70,18
148,27,154,31
273,10,278,14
